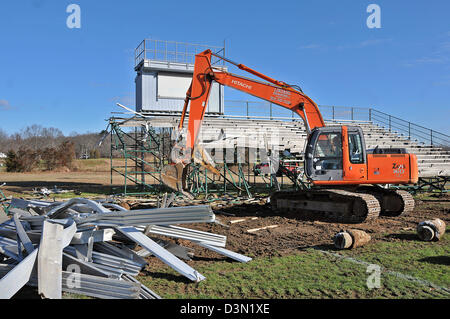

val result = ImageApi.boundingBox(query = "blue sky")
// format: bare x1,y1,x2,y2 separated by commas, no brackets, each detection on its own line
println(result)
0,0,449,135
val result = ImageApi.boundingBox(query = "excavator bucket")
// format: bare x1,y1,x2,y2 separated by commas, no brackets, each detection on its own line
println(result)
161,163,193,199
161,143,222,199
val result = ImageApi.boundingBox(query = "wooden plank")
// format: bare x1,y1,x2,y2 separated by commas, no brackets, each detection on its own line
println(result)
229,218,246,224
247,225,279,233
229,217,258,224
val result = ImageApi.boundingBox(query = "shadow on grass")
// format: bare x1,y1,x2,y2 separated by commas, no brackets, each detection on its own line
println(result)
384,233,418,241
214,202,371,225
298,243,337,252
3,181,104,188
140,269,193,284
3,181,111,195
192,255,228,263
1,181,170,197
419,256,450,266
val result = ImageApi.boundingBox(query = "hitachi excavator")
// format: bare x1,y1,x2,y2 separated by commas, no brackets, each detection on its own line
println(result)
161,49,418,223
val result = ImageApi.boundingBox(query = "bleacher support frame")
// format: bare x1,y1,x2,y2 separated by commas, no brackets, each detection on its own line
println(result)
109,116,279,197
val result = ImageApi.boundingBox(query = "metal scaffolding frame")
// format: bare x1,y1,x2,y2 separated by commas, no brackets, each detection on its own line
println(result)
107,115,298,198
109,117,172,195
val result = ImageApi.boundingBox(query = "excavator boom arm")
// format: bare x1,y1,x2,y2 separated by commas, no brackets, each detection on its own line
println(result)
180,49,325,153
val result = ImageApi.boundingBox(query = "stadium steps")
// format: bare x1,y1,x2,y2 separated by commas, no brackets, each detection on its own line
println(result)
143,116,450,178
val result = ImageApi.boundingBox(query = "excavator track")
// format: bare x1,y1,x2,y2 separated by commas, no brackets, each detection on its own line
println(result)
393,190,415,216
355,187,415,217
270,189,380,224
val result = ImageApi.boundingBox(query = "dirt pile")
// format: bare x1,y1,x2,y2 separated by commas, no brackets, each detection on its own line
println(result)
148,194,449,264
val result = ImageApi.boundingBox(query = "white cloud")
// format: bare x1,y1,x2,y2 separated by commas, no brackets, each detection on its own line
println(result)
403,41,450,67
0,99,12,110
337,38,392,50
299,38,392,51
437,41,450,52
432,80,450,87
299,44,321,50
414,56,447,64
89,82,112,88
359,38,392,47
110,95,135,106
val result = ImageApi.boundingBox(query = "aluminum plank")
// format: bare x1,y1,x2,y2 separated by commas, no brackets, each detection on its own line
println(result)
197,243,252,263
116,226,205,282
0,249,38,298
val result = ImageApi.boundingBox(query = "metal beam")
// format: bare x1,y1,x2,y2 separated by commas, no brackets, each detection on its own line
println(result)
144,225,227,247
74,205,215,227
197,242,252,263
0,249,38,298
116,226,205,282
37,220,76,299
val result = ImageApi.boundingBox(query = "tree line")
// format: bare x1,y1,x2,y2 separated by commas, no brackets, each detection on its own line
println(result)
0,125,116,172
0,124,112,157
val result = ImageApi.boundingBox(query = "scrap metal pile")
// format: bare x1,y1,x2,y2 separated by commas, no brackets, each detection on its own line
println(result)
0,196,251,299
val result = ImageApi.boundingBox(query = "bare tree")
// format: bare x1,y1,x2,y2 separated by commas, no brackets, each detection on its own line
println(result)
0,124,114,159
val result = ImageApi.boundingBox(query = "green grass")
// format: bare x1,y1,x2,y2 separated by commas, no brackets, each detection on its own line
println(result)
48,190,111,199
57,225,449,300
137,232,450,299
74,158,109,170
337,228,450,288
414,192,449,201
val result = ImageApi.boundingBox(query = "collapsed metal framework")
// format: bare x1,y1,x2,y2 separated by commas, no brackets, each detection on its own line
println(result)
0,196,251,299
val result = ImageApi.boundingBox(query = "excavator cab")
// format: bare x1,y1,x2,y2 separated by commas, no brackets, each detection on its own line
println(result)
305,126,366,182
305,125,418,186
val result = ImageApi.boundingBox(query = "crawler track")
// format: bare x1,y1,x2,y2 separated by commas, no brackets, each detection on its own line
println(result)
394,190,416,216
355,187,415,217
270,189,380,224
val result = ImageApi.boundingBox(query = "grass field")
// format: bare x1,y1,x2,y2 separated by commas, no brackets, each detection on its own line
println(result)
134,229,449,299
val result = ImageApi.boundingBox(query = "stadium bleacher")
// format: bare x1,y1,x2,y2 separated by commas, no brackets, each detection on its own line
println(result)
138,116,450,178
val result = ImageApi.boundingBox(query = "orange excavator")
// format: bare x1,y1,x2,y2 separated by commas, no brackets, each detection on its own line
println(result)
161,49,418,223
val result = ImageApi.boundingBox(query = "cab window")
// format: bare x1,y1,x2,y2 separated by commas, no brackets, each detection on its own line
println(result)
348,132,364,164
313,132,342,170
